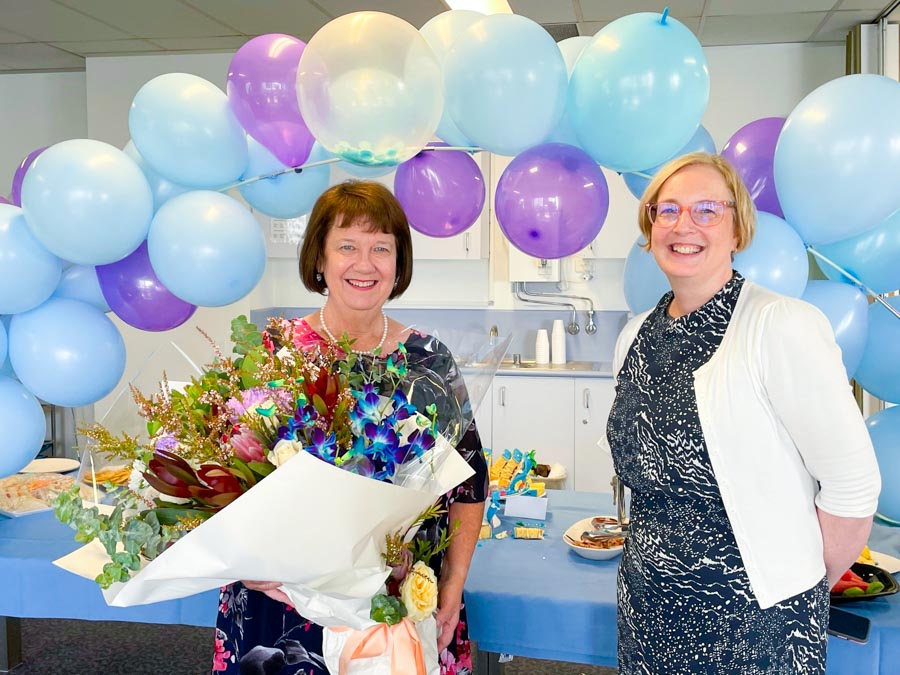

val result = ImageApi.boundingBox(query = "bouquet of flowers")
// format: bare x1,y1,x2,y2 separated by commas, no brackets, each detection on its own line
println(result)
52,315,497,673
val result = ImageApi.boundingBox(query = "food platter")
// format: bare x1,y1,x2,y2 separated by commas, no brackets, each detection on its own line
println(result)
563,516,625,561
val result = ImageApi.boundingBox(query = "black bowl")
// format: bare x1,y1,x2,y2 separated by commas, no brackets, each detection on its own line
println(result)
831,562,900,603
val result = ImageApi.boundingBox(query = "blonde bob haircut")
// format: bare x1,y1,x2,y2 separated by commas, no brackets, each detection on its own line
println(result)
637,152,756,253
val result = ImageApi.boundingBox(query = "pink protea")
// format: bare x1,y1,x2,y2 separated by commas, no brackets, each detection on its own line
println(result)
230,428,267,463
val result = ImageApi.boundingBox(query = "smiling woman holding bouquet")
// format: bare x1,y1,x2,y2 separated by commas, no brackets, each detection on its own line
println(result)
213,181,488,675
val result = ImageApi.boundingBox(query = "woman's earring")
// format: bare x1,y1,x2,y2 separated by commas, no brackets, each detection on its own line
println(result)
315,272,323,282
393,278,399,288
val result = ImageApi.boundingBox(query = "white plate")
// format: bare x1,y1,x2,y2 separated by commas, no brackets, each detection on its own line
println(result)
0,505,53,518
564,516,625,561
19,458,80,474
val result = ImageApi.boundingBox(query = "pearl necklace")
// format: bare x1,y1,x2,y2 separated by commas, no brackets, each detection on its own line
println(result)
319,305,389,356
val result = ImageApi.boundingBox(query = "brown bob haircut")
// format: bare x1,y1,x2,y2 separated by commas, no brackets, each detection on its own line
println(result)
637,152,756,253
299,180,414,299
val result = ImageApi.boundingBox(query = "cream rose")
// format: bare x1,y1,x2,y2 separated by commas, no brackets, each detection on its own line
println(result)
399,561,439,623
267,439,303,467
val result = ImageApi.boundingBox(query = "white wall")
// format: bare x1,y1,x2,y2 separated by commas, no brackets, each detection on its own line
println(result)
0,41,845,420
0,72,87,198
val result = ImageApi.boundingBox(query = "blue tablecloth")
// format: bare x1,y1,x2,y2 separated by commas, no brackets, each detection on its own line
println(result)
3,492,900,673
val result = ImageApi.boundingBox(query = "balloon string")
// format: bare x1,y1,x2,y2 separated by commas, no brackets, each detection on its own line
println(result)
218,146,484,192
807,246,900,321
660,7,670,25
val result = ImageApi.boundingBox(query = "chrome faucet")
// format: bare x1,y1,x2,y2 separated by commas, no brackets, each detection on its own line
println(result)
611,475,629,530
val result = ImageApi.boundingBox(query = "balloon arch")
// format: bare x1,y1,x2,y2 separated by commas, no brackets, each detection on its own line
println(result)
1,9,899,515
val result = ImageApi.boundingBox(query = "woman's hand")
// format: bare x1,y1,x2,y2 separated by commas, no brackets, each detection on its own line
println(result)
435,584,463,652
241,580,292,606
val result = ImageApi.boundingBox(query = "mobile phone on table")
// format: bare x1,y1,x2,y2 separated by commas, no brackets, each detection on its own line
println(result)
828,606,871,644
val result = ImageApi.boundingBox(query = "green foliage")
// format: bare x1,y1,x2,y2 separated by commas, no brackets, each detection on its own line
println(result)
370,593,407,625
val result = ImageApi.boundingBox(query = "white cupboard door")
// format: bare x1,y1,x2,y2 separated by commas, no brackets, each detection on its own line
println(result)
491,376,575,479
574,379,617,493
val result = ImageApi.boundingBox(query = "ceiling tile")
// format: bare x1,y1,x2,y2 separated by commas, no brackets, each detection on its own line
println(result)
509,0,577,24
834,0,892,10
308,0,447,27
0,42,85,70
707,0,836,15
0,0,129,41
579,0,705,22
700,12,828,46
182,0,332,38
148,36,252,51
812,9,880,41
579,17,700,38
54,0,238,39
50,39,164,56
0,26,30,44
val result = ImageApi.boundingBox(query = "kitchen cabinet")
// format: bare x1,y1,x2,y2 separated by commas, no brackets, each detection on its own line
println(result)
485,375,616,492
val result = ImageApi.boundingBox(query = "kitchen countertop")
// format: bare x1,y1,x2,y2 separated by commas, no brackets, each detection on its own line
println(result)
464,360,614,378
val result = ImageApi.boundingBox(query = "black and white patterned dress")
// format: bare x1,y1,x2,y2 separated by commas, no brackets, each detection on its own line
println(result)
607,273,829,674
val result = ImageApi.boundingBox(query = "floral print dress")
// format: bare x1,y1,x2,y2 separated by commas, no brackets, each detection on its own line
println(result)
214,320,487,675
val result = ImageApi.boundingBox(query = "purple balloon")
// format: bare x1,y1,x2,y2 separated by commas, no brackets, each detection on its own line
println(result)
721,117,785,218
10,146,47,207
394,143,485,238
96,241,196,332
227,34,314,169
495,143,609,259
0,196,11,205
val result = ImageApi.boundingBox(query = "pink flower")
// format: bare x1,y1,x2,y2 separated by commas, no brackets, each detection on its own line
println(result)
212,635,231,671
230,429,267,463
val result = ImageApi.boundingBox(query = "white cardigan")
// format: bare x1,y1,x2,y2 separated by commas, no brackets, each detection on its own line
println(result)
607,281,881,609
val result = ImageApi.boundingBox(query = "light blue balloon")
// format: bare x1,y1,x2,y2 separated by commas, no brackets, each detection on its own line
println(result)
148,191,266,307
0,317,13,380
801,281,868,378
774,74,900,246
129,73,248,188
444,14,567,156
240,139,332,219
0,377,46,477
52,264,111,313
8,298,126,407
543,36,593,147
0,318,6,367
817,207,900,295
570,13,709,172
20,139,152,265
733,211,808,297
123,140,191,212
867,405,900,521
854,296,900,404
337,160,395,179
0,204,62,313
420,10,482,149
623,238,670,314
622,126,717,199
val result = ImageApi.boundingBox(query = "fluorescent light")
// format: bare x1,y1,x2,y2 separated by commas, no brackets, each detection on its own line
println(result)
443,0,513,14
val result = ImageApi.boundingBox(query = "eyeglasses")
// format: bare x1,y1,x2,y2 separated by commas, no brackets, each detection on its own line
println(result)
646,200,735,227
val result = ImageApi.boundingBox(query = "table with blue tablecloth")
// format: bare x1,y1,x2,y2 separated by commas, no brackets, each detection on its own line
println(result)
2,491,900,673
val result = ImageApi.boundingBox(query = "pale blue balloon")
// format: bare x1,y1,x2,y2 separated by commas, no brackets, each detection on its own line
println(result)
123,140,191,212
0,317,13,380
623,238,671,314
240,139,331,219
0,318,6,367
8,298,126,407
622,126,717,199
129,73,248,188
337,160,395,179
148,191,266,307
420,10,482,148
854,296,900,404
801,281,868,378
543,36,593,148
570,13,709,172
20,139,152,265
867,406,900,521
733,211,808,297
0,204,62,314
0,377,46,477
817,207,900,294
52,264,111,313
774,74,900,246
444,14,567,156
